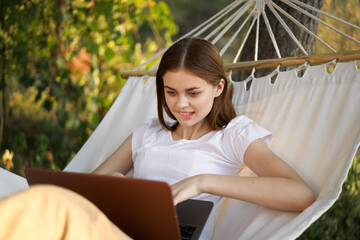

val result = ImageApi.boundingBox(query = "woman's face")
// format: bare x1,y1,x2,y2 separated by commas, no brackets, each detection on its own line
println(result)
163,69,224,129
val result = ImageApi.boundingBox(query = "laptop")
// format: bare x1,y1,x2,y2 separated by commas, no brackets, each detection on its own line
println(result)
24,168,213,240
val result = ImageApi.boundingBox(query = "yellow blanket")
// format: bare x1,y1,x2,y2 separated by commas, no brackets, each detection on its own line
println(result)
0,185,132,240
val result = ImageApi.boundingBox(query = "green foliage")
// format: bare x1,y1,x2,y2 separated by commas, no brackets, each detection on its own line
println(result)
161,0,234,38
0,0,177,175
298,155,360,239
316,0,360,53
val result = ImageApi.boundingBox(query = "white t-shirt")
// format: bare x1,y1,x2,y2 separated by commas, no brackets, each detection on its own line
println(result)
132,115,272,239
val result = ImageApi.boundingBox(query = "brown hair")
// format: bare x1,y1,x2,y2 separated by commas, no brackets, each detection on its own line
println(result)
156,37,236,131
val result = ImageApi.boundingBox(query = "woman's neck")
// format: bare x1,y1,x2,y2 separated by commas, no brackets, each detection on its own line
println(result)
172,120,212,140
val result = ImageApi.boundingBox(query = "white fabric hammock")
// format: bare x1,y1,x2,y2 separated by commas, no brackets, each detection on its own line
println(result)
1,60,359,239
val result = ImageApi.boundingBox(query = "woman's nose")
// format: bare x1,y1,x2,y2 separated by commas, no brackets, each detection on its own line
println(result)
177,95,190,108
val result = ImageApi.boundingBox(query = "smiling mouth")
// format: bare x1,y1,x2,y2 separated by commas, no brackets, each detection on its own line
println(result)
178,111,195,118
178,112,194,116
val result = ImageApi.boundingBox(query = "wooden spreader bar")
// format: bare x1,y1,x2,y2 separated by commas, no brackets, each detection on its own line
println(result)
121,50,360,79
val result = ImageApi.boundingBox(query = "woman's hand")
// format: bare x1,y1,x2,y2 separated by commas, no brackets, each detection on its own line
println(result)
171,175,204,205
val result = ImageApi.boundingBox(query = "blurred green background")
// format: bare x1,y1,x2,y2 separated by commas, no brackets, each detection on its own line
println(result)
0,0,359,238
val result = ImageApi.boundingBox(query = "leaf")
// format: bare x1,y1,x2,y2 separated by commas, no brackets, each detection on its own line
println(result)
104,47,115,60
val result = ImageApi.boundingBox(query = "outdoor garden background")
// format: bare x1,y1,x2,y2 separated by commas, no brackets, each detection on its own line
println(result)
0,0,359,238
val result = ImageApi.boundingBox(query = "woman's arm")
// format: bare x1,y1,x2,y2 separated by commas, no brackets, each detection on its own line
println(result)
92,134,133,176
171,139,314,211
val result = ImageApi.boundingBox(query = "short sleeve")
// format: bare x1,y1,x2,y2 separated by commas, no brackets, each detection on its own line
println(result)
131,118,163,160
222,115,273,165
132,122,149,154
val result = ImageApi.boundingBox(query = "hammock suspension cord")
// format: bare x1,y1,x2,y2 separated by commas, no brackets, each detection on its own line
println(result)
122,0,360,78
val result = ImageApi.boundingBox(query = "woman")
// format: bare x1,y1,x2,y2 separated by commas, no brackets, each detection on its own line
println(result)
93,37,314,239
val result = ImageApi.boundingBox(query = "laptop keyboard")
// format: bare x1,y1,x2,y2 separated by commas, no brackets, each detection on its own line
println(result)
180,224,197,240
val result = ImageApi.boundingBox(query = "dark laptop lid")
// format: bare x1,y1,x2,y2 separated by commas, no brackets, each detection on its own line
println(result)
25,168,181,240
25,168,214,240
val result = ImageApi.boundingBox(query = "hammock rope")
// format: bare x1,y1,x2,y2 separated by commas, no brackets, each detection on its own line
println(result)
194,0,246,38
233,14,258,63
210,1,253,44
123,0,360,79
266,1,308,55
260,6,282,58
269,1,336,52
282,0,360,46
219,8,255,56
255,10,260,61
287,0,360,31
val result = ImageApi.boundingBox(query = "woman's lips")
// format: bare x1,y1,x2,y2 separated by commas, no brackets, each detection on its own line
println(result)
178,111,194,119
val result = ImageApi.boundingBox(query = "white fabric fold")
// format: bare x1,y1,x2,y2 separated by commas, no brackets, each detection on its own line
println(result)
213,61,360,239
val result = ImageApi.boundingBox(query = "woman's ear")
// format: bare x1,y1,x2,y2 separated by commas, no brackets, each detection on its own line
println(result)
214,78,225,97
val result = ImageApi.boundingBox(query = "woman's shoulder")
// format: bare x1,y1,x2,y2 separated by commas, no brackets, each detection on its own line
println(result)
225,115,256,131
223,114,273,144
134,118,164,136
132,118,167,151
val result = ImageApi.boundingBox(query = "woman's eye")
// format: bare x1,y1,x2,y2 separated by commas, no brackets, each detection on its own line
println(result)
188,92,200,97
166,91,176,96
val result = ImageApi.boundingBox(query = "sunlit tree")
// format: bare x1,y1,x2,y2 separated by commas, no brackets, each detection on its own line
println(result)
0,0,177,173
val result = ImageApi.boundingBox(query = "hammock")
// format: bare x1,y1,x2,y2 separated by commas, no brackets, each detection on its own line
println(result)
1,0,360,239
2,61,359,239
